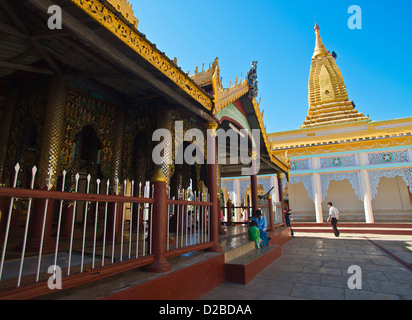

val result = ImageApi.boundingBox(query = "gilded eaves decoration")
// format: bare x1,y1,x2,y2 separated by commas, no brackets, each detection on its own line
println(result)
251,98,290,173
70,0,212,111
272,135,412,158
105,0,138,29
191,58,289,173
191,58,249,114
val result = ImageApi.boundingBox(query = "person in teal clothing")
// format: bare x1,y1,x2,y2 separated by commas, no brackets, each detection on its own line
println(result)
251,210,269,247
248,220,262,249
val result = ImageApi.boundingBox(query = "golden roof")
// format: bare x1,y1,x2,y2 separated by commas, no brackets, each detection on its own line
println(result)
302,23,369,128
191,58,249,114
106,0,139,29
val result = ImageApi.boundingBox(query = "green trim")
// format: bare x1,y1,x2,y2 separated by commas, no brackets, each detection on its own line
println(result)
215,103,256,146
290,161,412,175
290,144,412,160
222,174,276,180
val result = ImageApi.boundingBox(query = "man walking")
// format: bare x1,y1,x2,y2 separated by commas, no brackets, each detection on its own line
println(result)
327,202,340,237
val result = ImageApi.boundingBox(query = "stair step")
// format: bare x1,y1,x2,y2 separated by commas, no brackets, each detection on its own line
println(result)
225,244,281,285
224,240,256,263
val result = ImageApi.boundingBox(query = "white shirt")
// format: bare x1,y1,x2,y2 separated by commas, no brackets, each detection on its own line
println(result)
329,206,340,219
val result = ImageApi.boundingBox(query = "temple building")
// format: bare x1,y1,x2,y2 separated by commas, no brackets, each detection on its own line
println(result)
222,22,412,224
269,23,412,223
0,0,289,297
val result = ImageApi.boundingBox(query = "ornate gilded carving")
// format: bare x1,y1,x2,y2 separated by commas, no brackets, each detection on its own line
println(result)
4,89,46,187
37,76,67,189
122,105,155,184
272,135,412,158
106,0,138,29
155,107,175,187
303,23,368,128
0,91,16,184
251,98,289,173
111,105,125,190
209,58,249,114
69,0,212,111
191,60,218,87
247,61,258,99
62,87,116,181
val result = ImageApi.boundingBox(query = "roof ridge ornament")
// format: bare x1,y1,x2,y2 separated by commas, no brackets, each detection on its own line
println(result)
106,0,139,29
247,61,258,99
312,22,328,59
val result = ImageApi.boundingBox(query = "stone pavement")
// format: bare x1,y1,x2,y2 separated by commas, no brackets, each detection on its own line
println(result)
200,233,412,300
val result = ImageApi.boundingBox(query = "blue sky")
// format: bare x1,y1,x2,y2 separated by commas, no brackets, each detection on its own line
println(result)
131,0,412,133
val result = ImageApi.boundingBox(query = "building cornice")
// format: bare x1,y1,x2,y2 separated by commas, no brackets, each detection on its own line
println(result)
70,0,213,111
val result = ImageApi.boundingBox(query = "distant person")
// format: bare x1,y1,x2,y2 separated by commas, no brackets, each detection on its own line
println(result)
327,202,340,237
248,220,262,249
284,205,294,237
252,210,269,247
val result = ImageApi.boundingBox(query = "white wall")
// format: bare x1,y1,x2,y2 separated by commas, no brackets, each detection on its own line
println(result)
372,176,412,222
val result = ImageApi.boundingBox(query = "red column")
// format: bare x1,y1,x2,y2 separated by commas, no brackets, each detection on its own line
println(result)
277,172,286,226
227,199,232,226
144,169,171,273
250,174,258,216
206,122,222,252
268,195,275,231
250,152,259,216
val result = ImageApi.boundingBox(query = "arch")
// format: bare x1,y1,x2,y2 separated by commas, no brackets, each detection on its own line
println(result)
371,176,412,222
287,181,316,222
214,103,257,148
323,179,364,222
170,141,207,198
368,168,412,200
221,186,229,205
284,175,313,201
79,125,102,164
14,121,41,188
132,131,149,186
319,64,335,102
320,171,362,201
69,125,103,191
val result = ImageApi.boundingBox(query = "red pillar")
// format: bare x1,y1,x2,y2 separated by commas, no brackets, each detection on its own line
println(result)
144,169,171,273
250,174,258,216
277,172,286,226
206,122,222,253
268,195,275,231
250,152,259,216
227,199,232,226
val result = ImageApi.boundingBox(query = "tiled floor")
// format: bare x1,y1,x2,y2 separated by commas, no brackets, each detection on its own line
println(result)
201,233,412,300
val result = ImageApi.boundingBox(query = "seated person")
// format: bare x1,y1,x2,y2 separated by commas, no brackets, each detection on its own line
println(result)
251,210,269,247
248,220,262,249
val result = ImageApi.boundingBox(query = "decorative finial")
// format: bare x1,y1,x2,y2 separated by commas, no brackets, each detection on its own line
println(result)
314,17,319,31
312,20,328,59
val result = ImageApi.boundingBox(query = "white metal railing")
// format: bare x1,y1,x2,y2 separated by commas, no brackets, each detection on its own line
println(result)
166,189,211,253
0,163,154,289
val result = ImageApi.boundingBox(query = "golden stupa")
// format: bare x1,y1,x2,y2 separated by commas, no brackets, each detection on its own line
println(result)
301,22,369,128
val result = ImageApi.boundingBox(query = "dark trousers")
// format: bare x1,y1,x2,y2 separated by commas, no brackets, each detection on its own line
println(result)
331,218,340,237
286,219,294,237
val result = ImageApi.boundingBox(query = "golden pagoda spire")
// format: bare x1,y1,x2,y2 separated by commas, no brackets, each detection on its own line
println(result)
313,21,328,59
301,22,369,128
